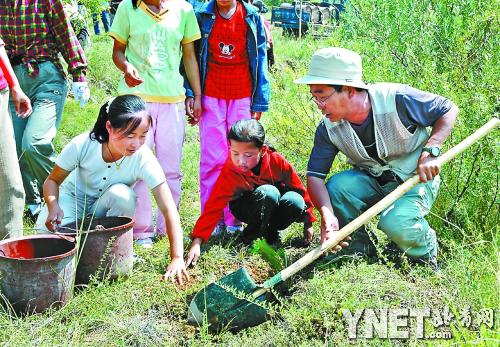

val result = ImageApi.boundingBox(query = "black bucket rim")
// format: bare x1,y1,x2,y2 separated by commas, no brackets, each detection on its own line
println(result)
0,234,77,261
57,216,135,236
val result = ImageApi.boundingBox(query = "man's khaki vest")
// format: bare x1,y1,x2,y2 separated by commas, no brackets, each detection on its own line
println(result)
324,83,429,181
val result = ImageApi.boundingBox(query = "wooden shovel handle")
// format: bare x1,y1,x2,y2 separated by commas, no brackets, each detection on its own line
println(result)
264,117,499,288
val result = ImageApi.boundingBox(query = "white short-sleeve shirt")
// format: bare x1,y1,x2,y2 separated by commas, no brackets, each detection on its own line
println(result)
57,133,165,200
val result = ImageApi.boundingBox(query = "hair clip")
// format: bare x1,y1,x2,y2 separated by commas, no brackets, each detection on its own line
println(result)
106,97,116,115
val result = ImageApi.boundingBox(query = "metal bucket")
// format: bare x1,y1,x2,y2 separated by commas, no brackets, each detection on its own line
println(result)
58,216,134,285
0,234,76,314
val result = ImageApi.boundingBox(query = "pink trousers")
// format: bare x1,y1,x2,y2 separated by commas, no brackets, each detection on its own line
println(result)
199,95,252,226
133,102,185,239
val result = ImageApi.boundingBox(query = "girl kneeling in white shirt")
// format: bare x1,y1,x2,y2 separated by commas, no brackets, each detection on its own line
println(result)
37,94,188,284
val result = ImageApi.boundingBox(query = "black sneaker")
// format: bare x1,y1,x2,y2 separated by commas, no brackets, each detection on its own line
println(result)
382,241,403,262
336,229,377,258
264,229,280,246
239,224,264,245
410,256,440,272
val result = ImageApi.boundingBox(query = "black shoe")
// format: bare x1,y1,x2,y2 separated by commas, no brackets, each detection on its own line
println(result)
337,229,377,258
384,241,440,272
382,241,403,262
239,224,263,245
264,229,280,246
410,256,440,272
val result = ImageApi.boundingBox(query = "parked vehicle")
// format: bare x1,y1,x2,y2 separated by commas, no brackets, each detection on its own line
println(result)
271,1,346,36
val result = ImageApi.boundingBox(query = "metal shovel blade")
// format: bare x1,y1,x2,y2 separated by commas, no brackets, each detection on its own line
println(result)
187,267,270,332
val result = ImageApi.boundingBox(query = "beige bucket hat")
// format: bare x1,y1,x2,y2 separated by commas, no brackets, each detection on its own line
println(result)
294,47,368,89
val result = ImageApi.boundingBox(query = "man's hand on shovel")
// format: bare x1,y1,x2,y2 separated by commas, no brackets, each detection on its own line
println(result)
303,222,314,245
417,152,441,182
320,208,350,252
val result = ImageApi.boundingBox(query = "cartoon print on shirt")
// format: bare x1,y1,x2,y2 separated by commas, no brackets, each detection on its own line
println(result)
218,42,235,59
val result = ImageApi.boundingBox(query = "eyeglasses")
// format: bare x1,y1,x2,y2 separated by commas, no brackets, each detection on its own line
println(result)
309,90,336,106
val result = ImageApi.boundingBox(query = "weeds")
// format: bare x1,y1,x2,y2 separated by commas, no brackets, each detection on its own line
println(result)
249,238,288,273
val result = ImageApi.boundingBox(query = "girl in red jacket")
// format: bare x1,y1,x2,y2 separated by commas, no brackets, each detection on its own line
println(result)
185,119,315,266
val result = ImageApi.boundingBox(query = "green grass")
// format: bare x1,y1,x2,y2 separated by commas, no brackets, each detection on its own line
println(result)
0,27,498,346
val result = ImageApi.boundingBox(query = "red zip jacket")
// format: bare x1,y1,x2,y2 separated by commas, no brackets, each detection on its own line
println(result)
191,146,316,242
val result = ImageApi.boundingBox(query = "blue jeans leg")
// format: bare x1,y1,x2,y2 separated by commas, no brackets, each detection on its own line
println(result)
326,168,439,260
229,184,280,241
93,13,100,35
268,191,306,232
326,169,382,255
101,11,110,33
9,61,67,205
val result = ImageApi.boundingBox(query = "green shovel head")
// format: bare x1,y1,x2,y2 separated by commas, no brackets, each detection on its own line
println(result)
187,267,270,332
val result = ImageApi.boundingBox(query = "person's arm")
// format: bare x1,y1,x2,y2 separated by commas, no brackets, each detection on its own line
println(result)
279,155,316,242
183,11,201,107
185,237,203,267
43,165,71,231
111,40,143,87
48,0,89,106
182,42,202,123
190,171,234,243
152,182,189,285
397,86,459,182
305,122,349,248
417,104,459,182
109,3,143,88
0,43,31,117
185,164,236,266
181,6,202,123
307,176,350,249
250,12,270,119
307,176,338,243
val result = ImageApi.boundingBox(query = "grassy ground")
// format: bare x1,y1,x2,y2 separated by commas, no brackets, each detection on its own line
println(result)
0,31,498,346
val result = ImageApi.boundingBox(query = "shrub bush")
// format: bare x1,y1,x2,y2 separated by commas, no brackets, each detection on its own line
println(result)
267,0,499,240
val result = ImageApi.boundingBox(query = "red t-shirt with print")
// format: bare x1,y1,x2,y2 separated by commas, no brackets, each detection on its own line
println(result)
204,2,252,100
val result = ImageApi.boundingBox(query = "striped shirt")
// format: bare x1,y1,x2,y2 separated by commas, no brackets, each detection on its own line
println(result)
0,0,87,81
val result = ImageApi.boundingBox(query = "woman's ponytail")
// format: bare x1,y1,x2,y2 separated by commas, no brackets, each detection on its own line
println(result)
89,95,149,144
90,102,111,143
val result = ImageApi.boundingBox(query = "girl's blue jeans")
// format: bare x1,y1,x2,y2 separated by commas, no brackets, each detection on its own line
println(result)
229,184,306,243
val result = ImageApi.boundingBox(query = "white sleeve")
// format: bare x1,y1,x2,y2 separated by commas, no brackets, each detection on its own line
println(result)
55,135,84,172
138,148,166,189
